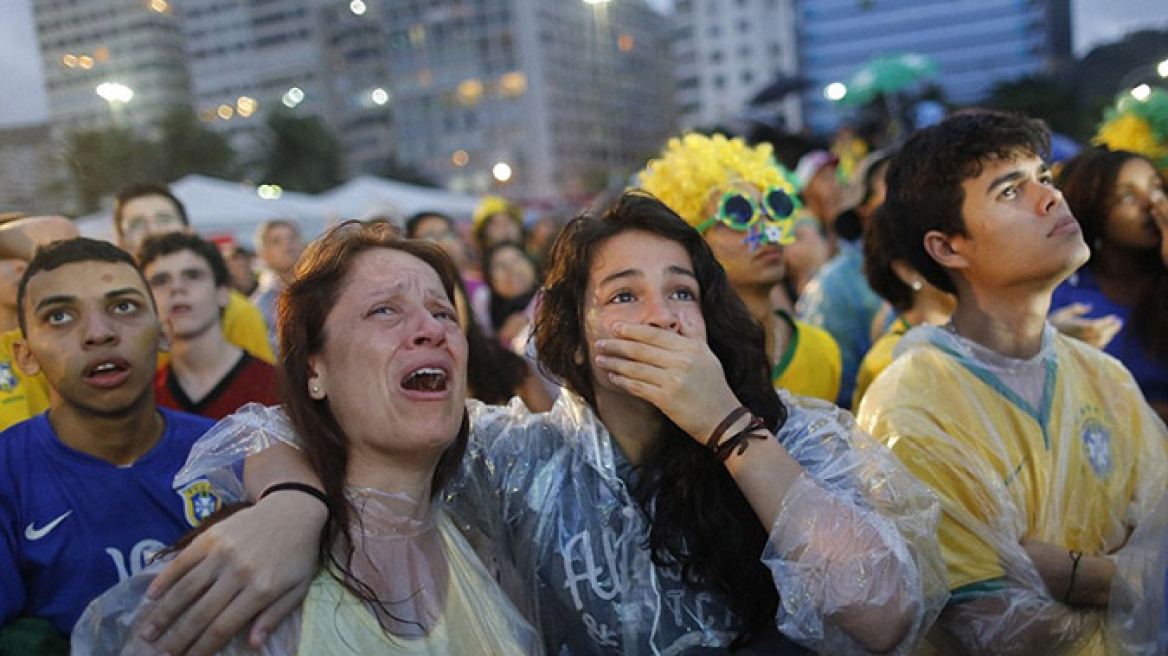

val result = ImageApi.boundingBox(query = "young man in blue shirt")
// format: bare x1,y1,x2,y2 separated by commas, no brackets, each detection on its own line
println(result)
0,238,217,651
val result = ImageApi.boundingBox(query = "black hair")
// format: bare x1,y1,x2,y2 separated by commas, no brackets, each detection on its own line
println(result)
864,204,914,313
113,182,188,239
533,190,787,647
881,111,1051,294
482,241,538,333
1058,146,1168,358
136,231,231,289
405,211,454,239
17,237,151,336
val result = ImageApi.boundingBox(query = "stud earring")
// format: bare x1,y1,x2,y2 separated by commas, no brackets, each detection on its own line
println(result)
911,280,923,291
311,385,320,395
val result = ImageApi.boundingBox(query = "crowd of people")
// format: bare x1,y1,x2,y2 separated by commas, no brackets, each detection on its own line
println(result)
0,109,1166,656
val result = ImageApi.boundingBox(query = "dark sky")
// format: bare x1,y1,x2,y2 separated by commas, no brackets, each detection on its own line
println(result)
1,0,1166,127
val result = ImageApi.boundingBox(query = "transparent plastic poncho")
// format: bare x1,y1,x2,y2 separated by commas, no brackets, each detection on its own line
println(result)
71,406,544,656
76,392,946,656
857,324,1168,656
447,391,946,656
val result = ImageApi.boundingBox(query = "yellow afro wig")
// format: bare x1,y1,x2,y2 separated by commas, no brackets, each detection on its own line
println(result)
637,133,797,228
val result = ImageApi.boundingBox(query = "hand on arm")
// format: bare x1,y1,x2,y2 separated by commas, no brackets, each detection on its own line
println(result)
141,442,326,656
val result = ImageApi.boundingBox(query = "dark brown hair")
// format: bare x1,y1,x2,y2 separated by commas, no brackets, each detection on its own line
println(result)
113,182,188,239
533,190,787,647
276,220,469,609
1058,146,1168,357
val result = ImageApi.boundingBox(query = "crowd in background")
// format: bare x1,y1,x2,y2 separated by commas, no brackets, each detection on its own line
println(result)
0,104,1167,656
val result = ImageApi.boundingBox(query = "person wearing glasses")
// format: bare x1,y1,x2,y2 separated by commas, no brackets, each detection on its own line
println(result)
638,133,843,403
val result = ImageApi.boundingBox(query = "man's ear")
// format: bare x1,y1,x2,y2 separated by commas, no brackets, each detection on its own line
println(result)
13,338,40,376
216,285,231,311
923,230,969,272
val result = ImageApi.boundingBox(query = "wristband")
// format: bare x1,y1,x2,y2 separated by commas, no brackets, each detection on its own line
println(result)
1064,549,1083,604
705,406,751,452
260,482,330,515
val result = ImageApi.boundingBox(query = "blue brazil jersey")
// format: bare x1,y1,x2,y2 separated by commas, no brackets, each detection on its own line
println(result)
0,408,216,637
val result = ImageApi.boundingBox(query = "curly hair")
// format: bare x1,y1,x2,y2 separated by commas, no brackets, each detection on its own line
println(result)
533,190,788,648
276,220,470,617
881,111,1051,294
638,133,798,228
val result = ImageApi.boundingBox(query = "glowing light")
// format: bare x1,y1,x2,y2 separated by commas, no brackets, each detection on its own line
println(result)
62,54,78,68
451,150,469,167
492,162,513,183
257,184,283,200
78,55,94,69
95,82,133,103
282,86,305,108
1131,84,1152,102
371,87,389,105
236,96,257,117
217,104,234,120
617,34,634,52
824,82,847,101
349,0,366,15
149,0,169,12
499,71,527,97
1158,58,1168,79
457,78,483,105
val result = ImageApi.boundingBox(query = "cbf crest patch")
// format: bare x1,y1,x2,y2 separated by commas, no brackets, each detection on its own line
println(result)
0,362,18,393
177,480,222,527
1079,416,1113,479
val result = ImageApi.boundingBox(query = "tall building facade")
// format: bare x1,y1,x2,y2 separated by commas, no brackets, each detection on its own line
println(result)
34,0,192,134
798,0,1073,134
672,0,801,132
175,0,394,179
383,0,676,201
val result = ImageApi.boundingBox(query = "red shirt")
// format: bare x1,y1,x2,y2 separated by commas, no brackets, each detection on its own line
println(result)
154,352,278,420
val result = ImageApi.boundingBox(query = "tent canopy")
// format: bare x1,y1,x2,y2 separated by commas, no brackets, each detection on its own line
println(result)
75,174,481,247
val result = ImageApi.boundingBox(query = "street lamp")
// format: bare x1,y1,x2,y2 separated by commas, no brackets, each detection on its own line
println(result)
95,82,133,125
824,82,847,102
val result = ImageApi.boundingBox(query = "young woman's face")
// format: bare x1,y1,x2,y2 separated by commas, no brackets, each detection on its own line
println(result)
487,244,537,299
1104,157,1165,251
581,230,706,397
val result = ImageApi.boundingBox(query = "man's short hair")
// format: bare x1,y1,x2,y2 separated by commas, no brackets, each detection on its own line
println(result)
137,232,231,289
17,238,150,336
112,182,189,239
880,111,1050,294
255,219,300,248
405,211,453,239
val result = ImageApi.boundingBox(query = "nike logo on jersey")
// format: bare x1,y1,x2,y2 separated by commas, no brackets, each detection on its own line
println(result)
25,510,72,540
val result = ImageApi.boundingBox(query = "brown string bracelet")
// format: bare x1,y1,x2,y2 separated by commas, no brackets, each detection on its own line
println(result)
705,406,751,451
713,414,768,461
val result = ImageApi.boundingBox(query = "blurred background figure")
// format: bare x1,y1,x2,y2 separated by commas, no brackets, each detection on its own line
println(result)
223,245,258,297
1052,146,1168,423
799,151,895,408
481,241,539,349
112,182,274,364
0,213,78,432
252,219,304,354
406,210,488,329
472,196,525,256
854,199,955,409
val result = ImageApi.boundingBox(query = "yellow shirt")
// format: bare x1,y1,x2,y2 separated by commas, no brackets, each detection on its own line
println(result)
157,291,274,370
851,317,909,409
0,328,50,432
296,513,537,656
772,310,842,403
858,327,1168,656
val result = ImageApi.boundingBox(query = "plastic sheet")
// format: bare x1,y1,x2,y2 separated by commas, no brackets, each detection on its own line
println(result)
857,324,1168,656
449,391,946,655
72,406,543,656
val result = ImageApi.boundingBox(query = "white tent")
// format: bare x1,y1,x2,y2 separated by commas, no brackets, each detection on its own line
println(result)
317,175,480,225
75,174,481,247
